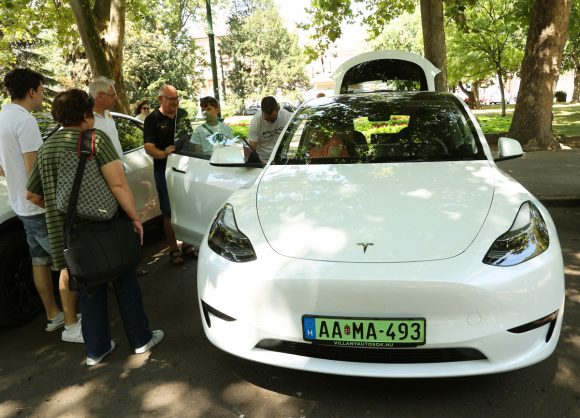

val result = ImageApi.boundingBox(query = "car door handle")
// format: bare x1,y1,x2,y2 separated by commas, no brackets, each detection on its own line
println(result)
171,167,186,174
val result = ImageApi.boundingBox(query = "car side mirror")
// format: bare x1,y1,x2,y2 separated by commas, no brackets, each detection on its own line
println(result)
495,137,524,162
210,144,264,168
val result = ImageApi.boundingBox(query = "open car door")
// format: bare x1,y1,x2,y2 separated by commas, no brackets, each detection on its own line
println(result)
166,144,262,247
333,50,440,94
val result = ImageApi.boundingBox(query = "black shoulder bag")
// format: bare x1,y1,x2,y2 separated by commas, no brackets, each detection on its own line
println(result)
63,129,142,289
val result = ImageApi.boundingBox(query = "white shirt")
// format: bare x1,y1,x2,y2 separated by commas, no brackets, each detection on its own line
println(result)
93,110,122,158
190,121,234,156
248,108,291,161
0,103,45,216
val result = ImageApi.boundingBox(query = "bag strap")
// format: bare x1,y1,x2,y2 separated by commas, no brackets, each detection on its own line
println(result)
64,129,95,237
201,123,214,136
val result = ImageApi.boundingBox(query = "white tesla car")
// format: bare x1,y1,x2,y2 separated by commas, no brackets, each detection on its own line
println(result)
166,51,564,378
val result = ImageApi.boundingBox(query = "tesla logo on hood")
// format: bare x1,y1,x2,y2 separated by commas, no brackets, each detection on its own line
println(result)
357,242,374,253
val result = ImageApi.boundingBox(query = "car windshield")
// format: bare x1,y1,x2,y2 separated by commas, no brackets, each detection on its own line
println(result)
273,92,486,165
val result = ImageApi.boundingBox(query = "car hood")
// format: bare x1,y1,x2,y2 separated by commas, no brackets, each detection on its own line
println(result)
256,161,495,262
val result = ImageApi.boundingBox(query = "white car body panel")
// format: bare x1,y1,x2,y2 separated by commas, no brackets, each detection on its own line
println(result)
166,152,262,246
0,178,15,225
333,50,441,94
196,183,564,377
257,161,494,262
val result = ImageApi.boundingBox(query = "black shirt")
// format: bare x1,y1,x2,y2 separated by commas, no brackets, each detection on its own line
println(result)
144,107,192,173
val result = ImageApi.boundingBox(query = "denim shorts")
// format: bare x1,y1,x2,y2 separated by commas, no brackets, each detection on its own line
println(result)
154,172,171,216
19,213,51,266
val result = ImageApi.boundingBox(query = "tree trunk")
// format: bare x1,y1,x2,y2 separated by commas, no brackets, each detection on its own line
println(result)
508,0,572,150
69,0,112,78
497,69,506,117
68,0,129,114
572,63,580,103
420,0,447,92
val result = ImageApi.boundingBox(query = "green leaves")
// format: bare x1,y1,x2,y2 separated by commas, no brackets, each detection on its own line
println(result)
220,0,310,103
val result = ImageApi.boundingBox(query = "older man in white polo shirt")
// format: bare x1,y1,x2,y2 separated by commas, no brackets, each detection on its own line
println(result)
88,76,123,158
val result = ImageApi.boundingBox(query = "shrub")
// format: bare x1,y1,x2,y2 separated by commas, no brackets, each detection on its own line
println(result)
555,91,567,102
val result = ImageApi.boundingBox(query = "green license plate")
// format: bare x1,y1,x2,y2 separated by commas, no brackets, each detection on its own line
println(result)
302,316,426,348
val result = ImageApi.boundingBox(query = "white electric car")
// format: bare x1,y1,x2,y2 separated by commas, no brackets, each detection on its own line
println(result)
166,51,564,377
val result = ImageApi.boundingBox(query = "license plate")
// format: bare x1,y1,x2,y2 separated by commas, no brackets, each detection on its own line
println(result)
302,315,426,348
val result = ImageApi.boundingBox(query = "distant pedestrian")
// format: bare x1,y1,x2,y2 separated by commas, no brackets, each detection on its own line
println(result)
144,85,196,265
190,96,233,156
0,68,82,342
26,89,163,365
88,77,123,157
135,100,151,122
248,96,292,162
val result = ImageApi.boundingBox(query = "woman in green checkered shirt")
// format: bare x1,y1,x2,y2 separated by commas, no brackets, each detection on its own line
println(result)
26,89,163,366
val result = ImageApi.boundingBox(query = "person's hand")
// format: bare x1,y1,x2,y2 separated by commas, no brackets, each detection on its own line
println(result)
132,219,144,245
164,145,176,156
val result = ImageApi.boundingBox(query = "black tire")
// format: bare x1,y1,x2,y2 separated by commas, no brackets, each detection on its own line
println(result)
0,226,42,328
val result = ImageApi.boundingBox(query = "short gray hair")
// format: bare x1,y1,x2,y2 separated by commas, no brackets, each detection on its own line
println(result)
88,76,115,98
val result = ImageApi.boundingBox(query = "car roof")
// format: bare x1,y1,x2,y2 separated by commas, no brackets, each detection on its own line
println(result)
333,50,440,94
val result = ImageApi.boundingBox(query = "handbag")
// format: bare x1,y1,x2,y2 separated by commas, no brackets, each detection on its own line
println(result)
63,129,141,289
56,130,118,220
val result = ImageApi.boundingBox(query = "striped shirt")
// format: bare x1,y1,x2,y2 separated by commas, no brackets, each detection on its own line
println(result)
26,128,118,270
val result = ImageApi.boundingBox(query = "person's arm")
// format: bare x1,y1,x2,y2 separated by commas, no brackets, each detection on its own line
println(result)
144,142,175,159
22,151,38,175
26,191,45,208
25,156,44,207
100,160,143,244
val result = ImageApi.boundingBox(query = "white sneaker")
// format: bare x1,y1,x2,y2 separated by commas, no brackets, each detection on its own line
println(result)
134,329,165,354
46,311,64,332
86,341,115,366
61,320,84,343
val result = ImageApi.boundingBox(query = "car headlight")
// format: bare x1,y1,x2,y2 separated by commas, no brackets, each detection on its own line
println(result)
208,204,257,262
483,201,549,267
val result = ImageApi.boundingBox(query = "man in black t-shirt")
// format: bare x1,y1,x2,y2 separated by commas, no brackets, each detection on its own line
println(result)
144,84,194,265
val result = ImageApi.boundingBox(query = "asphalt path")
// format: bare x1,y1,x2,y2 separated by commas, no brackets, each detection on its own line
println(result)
0,207,579,418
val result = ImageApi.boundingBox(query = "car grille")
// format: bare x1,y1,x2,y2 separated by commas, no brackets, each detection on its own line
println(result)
255,339,487,364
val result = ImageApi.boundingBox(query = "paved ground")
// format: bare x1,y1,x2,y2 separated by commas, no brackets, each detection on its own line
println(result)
0,150,579,418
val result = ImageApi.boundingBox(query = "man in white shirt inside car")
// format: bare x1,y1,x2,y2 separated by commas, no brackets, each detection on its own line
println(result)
248,96,291,162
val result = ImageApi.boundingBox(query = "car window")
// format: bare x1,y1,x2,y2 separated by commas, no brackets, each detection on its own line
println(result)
274,93,485,165
339,59,429,93
114,116,144,153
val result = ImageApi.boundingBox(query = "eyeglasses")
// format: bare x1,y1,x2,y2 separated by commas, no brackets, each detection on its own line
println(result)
142,107,150,110
102,91,117,97
161,95,179,101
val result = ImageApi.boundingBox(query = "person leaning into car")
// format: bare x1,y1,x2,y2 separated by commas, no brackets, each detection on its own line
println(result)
143,84,196,265
248,96,292,162
0,68,82,343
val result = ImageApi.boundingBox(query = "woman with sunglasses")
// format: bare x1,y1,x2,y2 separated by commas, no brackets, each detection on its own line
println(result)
135,100,151,122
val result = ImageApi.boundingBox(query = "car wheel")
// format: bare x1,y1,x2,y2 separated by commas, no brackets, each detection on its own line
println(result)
0,227,42,327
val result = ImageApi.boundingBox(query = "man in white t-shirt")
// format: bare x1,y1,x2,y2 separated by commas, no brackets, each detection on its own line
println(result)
0,68,82,342
248,96,291,162
88,76,123,158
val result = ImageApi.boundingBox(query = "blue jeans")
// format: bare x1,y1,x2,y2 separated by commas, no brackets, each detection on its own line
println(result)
19,214,51,266
79,269,152,359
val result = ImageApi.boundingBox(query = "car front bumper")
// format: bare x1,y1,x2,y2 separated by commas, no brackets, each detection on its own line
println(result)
197,239,565,378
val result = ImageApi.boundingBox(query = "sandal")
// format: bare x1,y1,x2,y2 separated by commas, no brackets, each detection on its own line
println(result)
181,245,198,259
170,250,184,265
